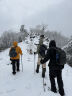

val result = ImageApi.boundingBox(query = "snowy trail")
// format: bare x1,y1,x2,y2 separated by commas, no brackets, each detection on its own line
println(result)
0,41,72,96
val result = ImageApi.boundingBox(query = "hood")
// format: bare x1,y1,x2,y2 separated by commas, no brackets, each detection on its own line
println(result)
49,40,56,48
13,41,18,47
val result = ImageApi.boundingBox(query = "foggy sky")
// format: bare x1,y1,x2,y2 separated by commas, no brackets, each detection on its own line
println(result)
0,0,72,37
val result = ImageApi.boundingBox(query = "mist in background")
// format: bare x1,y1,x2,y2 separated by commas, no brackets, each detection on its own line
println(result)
0,0,72,37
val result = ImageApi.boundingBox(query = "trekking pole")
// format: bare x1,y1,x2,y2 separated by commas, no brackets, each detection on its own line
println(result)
43,78,46,92
34,52,36,74
21,55,23,72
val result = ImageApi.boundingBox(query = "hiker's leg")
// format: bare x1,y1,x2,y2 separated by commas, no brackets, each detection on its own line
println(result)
12,60,16,74
49,69,57,92
16,59,20,71
42,63,46,78
36,58,41,73
57,70,65,96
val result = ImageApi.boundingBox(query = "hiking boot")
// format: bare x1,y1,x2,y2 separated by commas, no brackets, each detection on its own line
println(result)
60,89,65,96
36,69,39,73
36,65,40,73
51,87,57,93
17,69,20,72
60,93,65,96
51,89,57,93
12,72,16,75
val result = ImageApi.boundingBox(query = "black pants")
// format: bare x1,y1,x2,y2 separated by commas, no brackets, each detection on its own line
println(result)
11,59,20,72
49,68,65,95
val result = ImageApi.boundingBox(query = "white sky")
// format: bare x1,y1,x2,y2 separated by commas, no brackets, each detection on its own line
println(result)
0,0,72,37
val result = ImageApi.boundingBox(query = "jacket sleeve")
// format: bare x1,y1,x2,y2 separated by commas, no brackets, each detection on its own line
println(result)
19,47,22,55
40,49,50,64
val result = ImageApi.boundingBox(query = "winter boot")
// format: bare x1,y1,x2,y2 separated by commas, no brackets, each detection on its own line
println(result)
60,94,65,96
12,72,16,75
42,68,46,78
17,69,20,72
61,95,65,96
36,65,40,73
51,89,57,93
60,92,65,96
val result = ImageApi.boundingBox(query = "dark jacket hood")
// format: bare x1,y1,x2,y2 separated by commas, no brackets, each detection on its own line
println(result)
49,40,56,48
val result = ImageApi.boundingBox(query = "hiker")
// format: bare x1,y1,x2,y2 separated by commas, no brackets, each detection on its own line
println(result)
34,35,47,78
40,40,65,96
9,41,22,75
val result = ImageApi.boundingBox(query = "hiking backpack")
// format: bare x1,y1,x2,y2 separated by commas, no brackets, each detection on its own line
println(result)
56,47,66,65
39,44,47,57
9,47,17,58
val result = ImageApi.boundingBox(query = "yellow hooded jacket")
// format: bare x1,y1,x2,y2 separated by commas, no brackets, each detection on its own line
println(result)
10,41,22,60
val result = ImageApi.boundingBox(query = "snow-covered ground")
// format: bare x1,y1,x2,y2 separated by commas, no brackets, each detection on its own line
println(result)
0,41,72,96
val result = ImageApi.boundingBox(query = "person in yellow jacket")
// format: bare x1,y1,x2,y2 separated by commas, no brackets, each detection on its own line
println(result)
9,41,22,75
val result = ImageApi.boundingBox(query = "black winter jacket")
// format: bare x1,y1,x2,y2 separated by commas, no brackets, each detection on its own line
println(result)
40,47,64,70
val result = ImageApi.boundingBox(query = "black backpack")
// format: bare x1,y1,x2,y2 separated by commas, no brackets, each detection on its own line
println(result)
39,44,47,57
9,47,17,58
55,47,66,65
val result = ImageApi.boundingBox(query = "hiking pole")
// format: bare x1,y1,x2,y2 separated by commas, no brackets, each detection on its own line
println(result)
43,78,46,92
34,52,36,74
21,55,23,72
